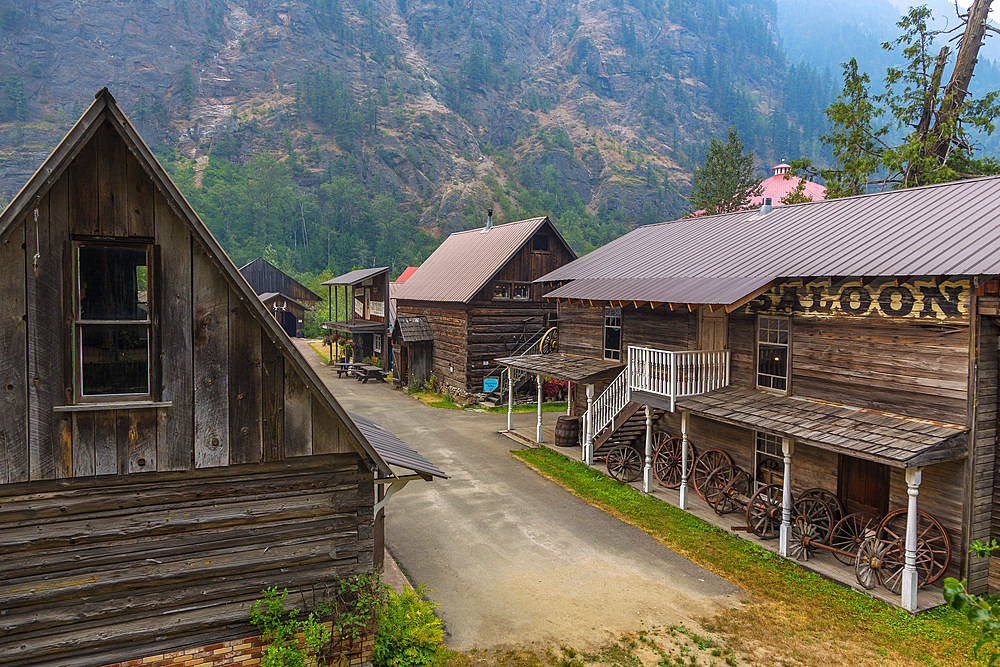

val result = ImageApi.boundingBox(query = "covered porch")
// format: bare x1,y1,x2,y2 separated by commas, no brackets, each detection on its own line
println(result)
494,353,624,447
623,384,967,612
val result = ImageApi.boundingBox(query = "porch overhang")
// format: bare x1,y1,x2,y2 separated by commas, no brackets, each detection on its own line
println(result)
675,386,967,469
495,353,624,384
323,320,386,334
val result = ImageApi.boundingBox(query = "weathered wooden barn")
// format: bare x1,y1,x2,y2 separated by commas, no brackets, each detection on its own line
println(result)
0,89,445,666
392,215,575,396
502,178,1000,611
322,266,390,369
239,257,321,337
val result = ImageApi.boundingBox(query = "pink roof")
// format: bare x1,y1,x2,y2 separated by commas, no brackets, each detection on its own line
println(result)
750,163,826,206
396,266,419,282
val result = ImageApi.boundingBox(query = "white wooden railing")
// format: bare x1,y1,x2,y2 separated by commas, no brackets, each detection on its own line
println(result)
584,368,629,442
627,346,731,411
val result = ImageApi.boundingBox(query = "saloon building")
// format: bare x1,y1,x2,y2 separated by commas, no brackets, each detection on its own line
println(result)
499,178,1000,611
0,89,445,666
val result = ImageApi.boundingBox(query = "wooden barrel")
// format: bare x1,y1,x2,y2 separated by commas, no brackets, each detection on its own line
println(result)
554,416,581,447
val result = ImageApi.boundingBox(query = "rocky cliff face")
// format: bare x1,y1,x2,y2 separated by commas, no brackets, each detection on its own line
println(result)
0,0,825,235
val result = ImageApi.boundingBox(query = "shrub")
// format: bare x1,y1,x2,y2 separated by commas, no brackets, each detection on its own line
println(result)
374,586,444,667
249,587,330,667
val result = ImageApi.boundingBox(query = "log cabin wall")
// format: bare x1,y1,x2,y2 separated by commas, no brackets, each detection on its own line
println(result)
396,301,469,392
467,300,554,393
0,117,377,663
0,455,374,666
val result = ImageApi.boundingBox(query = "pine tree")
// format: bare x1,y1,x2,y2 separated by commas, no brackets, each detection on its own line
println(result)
688,127,762,215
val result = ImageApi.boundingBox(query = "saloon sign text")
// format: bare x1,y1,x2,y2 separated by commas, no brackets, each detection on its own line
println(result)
744,279,971,321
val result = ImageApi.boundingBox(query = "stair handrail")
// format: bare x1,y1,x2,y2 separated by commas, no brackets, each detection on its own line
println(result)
483,317,558,396
583,367,629,442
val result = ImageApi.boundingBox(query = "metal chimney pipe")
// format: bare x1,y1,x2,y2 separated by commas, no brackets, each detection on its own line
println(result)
482,208,494,233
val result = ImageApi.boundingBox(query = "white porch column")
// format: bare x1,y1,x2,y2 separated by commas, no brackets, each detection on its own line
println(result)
566,381,573,416
507,369,514,432
643,406,654,494
536,374,544,444
679,410,690,510
584,383,595,465
902,467,923,612
779,437,794,557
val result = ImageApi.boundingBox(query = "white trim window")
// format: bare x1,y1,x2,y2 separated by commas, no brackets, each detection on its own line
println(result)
756,315,789,392
604,307,622,361
374,334,383,354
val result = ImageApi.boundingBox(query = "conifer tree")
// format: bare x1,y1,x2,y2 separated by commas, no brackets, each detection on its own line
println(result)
689,127,762,215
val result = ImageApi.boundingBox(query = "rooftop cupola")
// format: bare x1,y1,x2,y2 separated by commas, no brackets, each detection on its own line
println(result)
773,162,791,176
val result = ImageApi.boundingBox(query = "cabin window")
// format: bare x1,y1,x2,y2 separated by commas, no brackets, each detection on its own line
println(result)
754,432,783,487
604,307,622,361
76,244,152,398
512,283,531,300
756,315,789,392
493,283,510,300
532,235,550,252
374,334,382,354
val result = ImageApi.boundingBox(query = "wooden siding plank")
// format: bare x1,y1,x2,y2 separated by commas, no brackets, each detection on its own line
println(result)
261,330,284,462
94,412,117,476
68,133,99,236
97,122,129,238
283,365,312,457
192,246,229,468
312,394,345,454
229,298,262,465
126,149,154,238
27,192,71,480
155,192,193,471
0,223,26,484
71,414,95,478
126,409,157,474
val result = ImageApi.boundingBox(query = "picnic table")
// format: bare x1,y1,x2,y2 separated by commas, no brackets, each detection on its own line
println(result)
355,365,387,384
332,361,363,378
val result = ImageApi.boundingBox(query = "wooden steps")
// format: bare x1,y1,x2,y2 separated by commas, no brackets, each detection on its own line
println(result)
593,402,665,460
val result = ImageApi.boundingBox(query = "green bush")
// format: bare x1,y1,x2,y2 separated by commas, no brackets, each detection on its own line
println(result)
374,586,444,667
249,587,330,667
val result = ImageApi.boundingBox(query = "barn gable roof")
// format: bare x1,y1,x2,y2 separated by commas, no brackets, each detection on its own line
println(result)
393,216,576,303
541,176,1000,306
0,89,403,477
239,257,322,303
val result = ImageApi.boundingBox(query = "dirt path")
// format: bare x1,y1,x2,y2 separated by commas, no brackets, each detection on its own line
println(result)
296,341,742,652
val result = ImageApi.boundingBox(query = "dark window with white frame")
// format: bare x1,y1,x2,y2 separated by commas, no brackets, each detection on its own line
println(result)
374,333,382,354
76,243,152,398
604,307,622,361
493,281,531,301
756,315,789,391
754,431,783,487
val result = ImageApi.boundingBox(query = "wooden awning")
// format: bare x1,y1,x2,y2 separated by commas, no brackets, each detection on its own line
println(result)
495,353,624,384
677,386,967,468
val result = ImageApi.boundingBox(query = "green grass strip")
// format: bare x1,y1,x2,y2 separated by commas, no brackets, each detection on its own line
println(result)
512,446,980,665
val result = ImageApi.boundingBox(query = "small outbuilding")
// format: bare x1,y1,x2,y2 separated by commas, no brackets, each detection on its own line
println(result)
239,256,322,337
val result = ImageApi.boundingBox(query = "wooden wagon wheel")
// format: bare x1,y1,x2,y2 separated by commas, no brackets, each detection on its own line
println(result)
652,433,695,489
538,327,558,354
876,509,951,585
702,465,739,513
692,448,733,501
855,537,883,590
877,537,936,594
797,488,845,524
746,484,783,539
713,468,752,516
789,518,822,562
829,511,881,566
791,496,835,545
606,444,643,483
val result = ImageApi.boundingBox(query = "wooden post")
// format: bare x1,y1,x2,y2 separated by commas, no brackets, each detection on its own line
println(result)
507,368,514,432
643,405,653,494
779,437,794,557
584,383,594,465
902,467,923,612
536,374,544,444
328,284,334,361
566,381,572,416
679,410,689,510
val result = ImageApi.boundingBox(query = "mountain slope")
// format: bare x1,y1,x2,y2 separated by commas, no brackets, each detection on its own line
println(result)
0,0,832,273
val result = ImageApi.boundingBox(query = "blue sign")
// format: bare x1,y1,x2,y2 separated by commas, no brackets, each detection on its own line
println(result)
483,377,499,393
